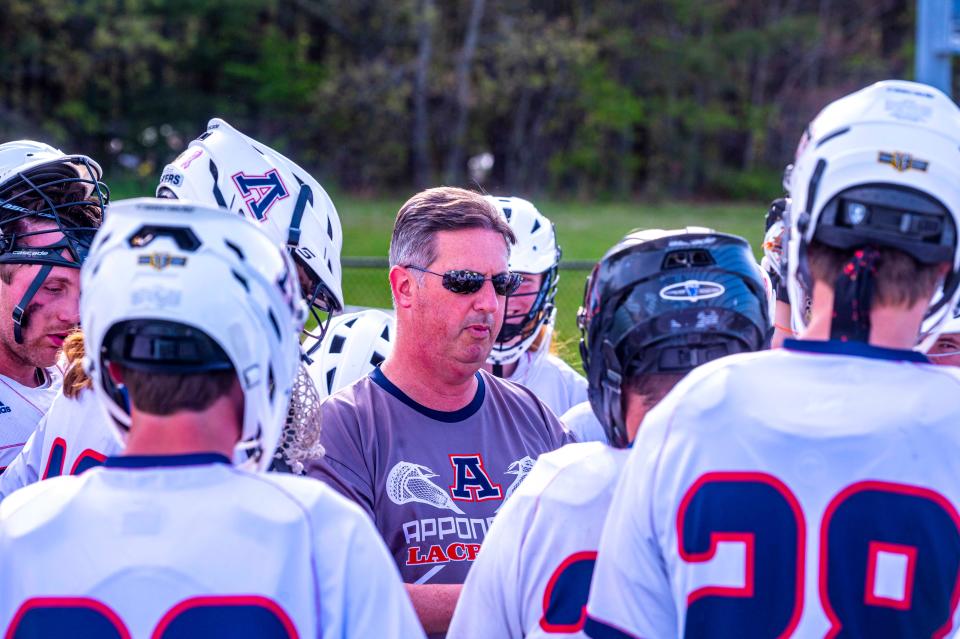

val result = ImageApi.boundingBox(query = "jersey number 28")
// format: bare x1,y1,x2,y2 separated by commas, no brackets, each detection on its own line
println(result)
678,472,960,638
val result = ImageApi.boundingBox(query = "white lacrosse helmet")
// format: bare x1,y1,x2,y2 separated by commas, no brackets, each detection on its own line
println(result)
304,308,394,399
484,196,560,366
157,118,343,336
81,198,306,472
785,80,960,340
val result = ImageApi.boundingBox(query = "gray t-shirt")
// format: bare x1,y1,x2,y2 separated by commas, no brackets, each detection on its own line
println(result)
307,366,572,585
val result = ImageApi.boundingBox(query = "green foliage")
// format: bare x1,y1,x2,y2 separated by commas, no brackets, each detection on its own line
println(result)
0,0,914,198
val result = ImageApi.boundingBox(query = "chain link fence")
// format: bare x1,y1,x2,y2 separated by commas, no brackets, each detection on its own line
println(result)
341,257,595,369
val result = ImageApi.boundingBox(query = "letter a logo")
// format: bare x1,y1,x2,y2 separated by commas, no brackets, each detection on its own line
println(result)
449,454,503,502
231,169,290,221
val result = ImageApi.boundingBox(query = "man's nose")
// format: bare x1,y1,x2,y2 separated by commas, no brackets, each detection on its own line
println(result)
473,278,500,314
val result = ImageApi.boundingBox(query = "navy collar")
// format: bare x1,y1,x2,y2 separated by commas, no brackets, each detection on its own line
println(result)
105,453,232,469
370,366,486,423
784,338,930,363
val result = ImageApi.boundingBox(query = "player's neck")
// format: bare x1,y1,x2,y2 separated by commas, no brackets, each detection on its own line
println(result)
123,398,240,460
801,280,926,350
380,342,480,413
623,393,650,444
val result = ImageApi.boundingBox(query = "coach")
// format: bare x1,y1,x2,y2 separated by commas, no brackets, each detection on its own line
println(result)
307,187,570,636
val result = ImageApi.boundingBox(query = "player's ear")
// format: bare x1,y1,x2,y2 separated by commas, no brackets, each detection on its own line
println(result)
107,361,124,384
389,265,416,309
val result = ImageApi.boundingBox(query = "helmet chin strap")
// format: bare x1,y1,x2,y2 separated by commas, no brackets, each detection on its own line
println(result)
12,264,52,344
830,246,880,343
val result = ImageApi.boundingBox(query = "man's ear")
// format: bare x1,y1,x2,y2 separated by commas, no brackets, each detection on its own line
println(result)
389,265,416,309
107,361,124,384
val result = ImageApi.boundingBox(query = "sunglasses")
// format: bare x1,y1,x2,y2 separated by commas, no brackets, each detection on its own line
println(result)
405,265,523,296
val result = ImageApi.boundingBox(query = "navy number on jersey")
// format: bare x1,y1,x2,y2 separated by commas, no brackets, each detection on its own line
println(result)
540,551,598,633
41,437,107,479
677,473,960,638
677,472,804,638
7,596,298,638
821,481,960,638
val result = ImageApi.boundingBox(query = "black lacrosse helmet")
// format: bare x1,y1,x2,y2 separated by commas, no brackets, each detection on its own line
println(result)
578,227,771,448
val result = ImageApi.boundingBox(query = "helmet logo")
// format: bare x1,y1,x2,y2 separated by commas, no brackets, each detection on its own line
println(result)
231,169,289,221
178,149,203,169
659,280,725,302
878,151,929,173
138,253,187,270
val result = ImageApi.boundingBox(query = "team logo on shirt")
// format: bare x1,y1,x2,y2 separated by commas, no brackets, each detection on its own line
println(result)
391,455,540,575
449,454,502,502
497,455,535,511
387,461,466,514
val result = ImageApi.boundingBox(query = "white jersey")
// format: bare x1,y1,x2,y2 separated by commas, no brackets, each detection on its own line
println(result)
0,364,63,471
0,388,121,501
0,454,425,639
448,442,627,639
560,401,608,445
507,352,587,418
585,340,960,639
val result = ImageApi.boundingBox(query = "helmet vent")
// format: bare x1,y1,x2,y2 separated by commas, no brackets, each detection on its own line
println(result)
503,207,512,220
267,309,281,340
380,326,390,341
231,270,249,292
344,317,358,328
662,249,716,270
814,126,850,149
531,219,541,233
224,240,245,261
329,334,345,354
370,352,385,367
326,367,337,393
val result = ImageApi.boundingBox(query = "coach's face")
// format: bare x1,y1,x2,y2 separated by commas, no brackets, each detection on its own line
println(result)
0,224,80,371
412,229,509,369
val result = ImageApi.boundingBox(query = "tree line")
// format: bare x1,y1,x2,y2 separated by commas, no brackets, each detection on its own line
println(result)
0,0,913,199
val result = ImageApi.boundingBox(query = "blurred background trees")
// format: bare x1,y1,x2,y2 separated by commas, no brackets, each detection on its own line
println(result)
0,0,913,200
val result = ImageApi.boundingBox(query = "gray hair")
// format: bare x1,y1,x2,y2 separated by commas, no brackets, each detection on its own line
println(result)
389,186,516,269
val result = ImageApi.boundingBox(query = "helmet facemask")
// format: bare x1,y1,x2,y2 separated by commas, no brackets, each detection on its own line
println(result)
0,156,107,343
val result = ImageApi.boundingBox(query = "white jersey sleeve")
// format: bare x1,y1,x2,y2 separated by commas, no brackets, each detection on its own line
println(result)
450,442,627,639
561,401,608,445
447,465,537,639
0,388,121,501
584,392,679,638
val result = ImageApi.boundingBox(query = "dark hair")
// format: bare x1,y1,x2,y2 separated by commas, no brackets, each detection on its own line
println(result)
623,372,685,411
807,241,943,308
389,186,516,268
119,366,237,415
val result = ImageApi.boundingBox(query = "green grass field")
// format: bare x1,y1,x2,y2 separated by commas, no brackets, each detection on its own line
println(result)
334,196,767,368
